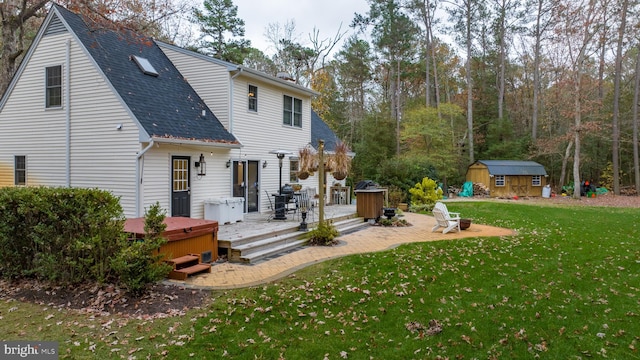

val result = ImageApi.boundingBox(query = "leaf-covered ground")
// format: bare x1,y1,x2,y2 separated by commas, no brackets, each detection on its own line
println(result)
0,280,211,320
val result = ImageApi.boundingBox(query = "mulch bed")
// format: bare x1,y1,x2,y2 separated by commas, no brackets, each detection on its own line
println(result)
0,279,211,319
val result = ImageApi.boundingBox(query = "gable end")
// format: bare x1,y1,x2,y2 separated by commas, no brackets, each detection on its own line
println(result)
44,14,67,36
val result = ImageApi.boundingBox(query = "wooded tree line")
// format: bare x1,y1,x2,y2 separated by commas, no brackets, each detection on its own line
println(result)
3,0,640,199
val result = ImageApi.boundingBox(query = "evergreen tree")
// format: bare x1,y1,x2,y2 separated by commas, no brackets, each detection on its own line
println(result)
192,0,250,64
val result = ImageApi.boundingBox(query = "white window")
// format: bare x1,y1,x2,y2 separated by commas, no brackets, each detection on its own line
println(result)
46,66,62,108
532,175,541,186
283,95,302,127
248,85,258,111
14,155,26,185
289,158,299,182
495,175,505,187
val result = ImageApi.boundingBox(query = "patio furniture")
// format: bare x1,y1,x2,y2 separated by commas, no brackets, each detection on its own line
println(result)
266,190,297,221
431,202,461,234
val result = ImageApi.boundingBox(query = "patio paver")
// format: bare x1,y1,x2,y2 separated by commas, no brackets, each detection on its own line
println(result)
168,212,514,290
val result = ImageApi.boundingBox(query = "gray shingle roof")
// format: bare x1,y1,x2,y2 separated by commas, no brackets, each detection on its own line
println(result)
475,160,547,176
311,111,341,152
53,5,239,146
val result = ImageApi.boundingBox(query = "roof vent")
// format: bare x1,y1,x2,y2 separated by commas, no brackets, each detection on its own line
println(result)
276,72,294,82
132,55,159,77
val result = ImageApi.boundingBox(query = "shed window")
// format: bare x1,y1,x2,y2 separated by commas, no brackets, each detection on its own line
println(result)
495,175,505,187
15,155,26,185
532,175,541,186
46,65,62,108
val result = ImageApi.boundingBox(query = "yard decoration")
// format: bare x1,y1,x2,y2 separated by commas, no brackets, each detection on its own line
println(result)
297,140,353,227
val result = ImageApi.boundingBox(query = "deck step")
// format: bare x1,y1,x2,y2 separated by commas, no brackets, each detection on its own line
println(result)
168,263,211,280
228,217,368,264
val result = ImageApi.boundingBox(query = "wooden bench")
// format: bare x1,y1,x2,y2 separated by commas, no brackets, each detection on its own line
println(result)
166,254,212,280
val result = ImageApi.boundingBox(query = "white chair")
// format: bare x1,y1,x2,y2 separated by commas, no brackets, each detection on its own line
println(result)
432,202,460,234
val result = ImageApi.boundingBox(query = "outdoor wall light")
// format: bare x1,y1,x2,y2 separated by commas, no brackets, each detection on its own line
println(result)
262,160,268,168
195,153,207,176
226,159,231,168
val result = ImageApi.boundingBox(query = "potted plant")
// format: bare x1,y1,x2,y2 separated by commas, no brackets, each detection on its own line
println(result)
327,142,351,181
297,146,317,179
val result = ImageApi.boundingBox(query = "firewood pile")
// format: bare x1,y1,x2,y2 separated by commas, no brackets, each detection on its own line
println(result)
473,182,490,196
620,186,637,196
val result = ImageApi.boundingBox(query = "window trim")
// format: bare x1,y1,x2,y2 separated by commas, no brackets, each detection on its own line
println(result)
283,95,302,128
45,65,62,108
495,175,505,187
248,84,258,112
532,175,542,186
14,155,26,186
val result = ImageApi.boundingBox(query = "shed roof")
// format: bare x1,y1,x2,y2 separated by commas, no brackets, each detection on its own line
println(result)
52,5,239,147
473,160,547,176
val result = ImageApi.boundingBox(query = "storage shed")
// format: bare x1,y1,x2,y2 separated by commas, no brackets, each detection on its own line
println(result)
466,160,548,197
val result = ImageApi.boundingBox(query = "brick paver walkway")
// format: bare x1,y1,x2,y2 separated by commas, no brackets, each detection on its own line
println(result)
173,212,514,289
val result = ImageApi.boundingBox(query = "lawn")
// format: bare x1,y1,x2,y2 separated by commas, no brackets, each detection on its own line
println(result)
1,201,639,359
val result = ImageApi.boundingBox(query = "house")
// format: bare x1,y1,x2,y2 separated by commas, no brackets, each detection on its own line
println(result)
466,160,548,197
0,5,348,219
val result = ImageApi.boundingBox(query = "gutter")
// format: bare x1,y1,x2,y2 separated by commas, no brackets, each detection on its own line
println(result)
135,139,155,217
229,67,243,134
65,39,71,186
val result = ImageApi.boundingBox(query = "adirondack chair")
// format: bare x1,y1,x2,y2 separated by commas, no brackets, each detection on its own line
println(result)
432,202,461,234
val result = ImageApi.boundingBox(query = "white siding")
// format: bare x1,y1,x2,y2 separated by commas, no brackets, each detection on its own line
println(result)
0,32,140,217
159,47,231,129
230,75,313,212
141,146,233,219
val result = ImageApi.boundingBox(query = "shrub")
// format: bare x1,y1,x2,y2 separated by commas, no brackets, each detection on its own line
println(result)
408,177,443,211
0,187,125,283
306,221,340,246
111,203,172,297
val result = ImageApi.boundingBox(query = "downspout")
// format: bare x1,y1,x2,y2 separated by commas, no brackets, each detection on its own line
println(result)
65,39,71,186
229,67,243,134
135,139,154,217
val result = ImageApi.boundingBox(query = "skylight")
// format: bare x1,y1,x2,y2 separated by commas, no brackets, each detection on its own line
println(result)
132,55,158,76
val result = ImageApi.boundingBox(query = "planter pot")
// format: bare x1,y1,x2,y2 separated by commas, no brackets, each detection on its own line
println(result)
383,207,396,219
398,203,408,211
460,218,472,230
332,171,347,180
297,171,309,180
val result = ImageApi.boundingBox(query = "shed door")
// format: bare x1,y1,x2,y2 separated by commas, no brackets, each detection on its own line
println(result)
509,176,528,196
171,156,191,217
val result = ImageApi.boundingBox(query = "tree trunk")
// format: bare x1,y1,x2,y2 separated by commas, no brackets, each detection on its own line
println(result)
466,1,474,164
611,0,626,196
634,46,640,194
559,140,573,190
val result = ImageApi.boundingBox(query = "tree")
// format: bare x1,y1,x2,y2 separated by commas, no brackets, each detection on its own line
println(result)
333,36,375,144
610,0,629,196
553,0,602,198
446,0,485,164
0,0,49,94
1,0,187,94
353,0,420,155
530,0,554,141
192,0,250,64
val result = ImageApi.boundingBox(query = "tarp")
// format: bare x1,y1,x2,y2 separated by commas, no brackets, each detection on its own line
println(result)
458,181,474,197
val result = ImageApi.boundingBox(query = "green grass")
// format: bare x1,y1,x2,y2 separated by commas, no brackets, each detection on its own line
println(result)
2,201,639,359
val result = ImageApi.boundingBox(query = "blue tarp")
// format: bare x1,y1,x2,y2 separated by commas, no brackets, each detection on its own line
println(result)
458,181,474,197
